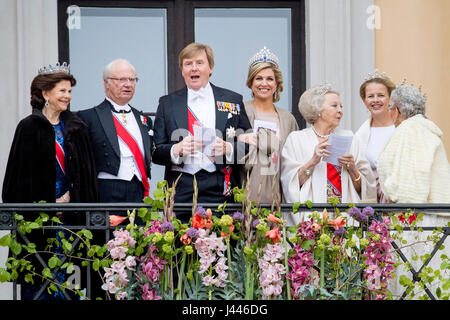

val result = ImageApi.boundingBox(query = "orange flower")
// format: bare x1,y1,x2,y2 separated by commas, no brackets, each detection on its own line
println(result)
205,218,213,229
265,226,281,244
192,214,206,229
328,216,345,230
206,208,213,219
180,233,191,245
109,215,128,227
221,223,235,238
268,214,282,225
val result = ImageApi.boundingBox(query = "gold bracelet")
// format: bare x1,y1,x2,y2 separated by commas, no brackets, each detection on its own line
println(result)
353,172,361,182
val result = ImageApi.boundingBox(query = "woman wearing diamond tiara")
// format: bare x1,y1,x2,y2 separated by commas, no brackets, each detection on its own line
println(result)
378,83,450,203
280,84,376,226
2,63,98,299
354,70,396,203
237,47,298,204
377,83,450,299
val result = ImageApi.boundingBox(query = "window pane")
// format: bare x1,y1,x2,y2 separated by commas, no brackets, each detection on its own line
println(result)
69,7,167,113
195,8,292,111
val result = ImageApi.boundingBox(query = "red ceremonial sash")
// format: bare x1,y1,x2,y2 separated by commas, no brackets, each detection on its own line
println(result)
327,163,342,196
222,166,233,196
112,114,150,197
55,140,66,175
187,105,201,136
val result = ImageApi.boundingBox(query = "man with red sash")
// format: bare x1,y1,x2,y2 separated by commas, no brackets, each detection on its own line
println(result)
78,59,153,216
153,43,251,223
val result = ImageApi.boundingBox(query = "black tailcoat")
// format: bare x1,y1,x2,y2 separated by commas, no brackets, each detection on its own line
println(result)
77,99,153,191
152,83,251,208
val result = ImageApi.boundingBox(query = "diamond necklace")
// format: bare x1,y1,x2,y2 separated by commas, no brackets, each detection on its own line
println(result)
312,125,330,138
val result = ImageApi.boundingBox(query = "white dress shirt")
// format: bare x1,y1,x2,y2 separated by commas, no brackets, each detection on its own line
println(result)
171,83,217,174
98,97,146,182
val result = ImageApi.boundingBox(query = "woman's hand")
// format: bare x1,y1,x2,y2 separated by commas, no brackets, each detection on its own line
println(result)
338,154,357,175
339,154,361,192
312,139,331,165
55,191,70,217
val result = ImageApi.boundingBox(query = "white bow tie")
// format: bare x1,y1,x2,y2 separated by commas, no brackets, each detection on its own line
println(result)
189,87,207,100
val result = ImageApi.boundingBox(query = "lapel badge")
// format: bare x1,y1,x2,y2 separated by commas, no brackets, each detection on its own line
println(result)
140,115,148,126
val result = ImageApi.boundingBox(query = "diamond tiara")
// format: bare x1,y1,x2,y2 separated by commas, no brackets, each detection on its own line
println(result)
396,80,427,104
38,62,70,75
313,83,333,96
364,68,390,82
248,46,280,69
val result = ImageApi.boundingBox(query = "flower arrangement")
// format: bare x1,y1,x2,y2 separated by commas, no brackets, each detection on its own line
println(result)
98,182,403,300
0,181,448,300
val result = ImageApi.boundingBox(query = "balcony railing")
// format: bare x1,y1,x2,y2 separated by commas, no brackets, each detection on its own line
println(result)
1,202,449,300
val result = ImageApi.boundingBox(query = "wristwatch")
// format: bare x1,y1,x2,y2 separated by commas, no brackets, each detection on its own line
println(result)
304,168,311,177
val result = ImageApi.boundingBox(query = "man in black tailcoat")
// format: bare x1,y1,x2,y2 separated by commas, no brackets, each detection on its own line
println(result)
152,43,251,222
78,59,153,208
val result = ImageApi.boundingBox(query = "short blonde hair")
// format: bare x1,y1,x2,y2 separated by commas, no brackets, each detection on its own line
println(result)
178,42,214,70
298,85,340,124
359,78,396,100
246,62,284,102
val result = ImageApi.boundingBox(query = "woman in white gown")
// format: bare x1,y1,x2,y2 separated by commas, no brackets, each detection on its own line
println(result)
354,70,396,203
280,84,376,226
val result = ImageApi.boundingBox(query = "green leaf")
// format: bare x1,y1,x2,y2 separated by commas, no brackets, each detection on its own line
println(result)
93,259,100,271
153,188,165,200
9,239,22,256
301,239,315,251
42,268,53,279
0,268,11,282
48,256,60,269
305,200,313,209
0,234,11,247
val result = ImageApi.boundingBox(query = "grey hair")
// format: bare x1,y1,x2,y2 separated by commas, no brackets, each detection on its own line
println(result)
389,84,426,119
298,84,340,124
102,59,136,80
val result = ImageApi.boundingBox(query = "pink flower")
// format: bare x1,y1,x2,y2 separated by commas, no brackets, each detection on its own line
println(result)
141,283,161,300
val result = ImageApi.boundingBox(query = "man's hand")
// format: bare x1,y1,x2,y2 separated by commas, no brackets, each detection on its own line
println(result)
211,136,232,157
173,135,203,157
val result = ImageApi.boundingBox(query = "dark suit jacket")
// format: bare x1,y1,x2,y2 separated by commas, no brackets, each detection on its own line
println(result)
152,83,251,198
78,99,153,180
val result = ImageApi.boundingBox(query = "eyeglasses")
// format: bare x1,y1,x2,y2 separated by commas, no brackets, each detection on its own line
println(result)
108,77,139,84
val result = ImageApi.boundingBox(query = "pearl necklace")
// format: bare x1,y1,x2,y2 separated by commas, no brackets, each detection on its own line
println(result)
312,125,330,139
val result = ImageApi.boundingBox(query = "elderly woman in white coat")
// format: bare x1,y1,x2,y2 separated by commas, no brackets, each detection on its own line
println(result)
377,83,450,299
280,84,376,226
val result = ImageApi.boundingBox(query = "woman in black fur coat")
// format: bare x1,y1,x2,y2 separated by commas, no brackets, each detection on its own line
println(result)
2,64,98,300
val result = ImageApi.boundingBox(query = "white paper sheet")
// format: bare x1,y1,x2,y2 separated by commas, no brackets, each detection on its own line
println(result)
193,124,216,156
322,133,353,166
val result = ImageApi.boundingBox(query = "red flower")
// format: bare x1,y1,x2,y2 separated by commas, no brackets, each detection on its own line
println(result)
399,212,416,224
265,226,281,244
180,234,191,245
192,214,206,229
